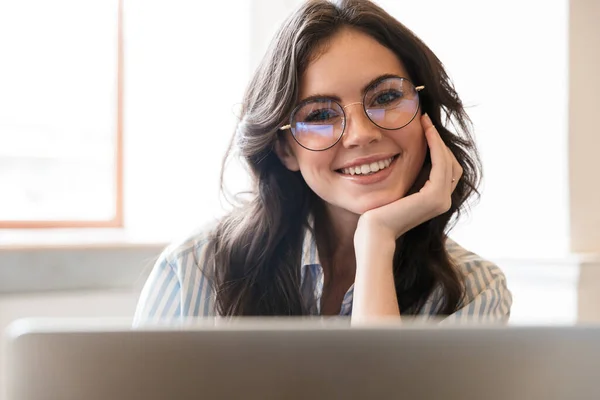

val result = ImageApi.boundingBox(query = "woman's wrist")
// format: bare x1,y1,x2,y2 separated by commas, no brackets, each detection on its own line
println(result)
354,216,401,261
354,228,397,269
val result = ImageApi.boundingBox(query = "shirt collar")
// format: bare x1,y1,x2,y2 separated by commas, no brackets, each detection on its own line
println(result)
300,214,322,284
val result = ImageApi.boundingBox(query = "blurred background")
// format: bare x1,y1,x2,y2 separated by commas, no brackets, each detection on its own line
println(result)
0,0,598,384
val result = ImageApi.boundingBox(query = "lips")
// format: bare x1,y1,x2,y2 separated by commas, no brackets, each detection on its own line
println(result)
336,154,400,176
335,154,399,185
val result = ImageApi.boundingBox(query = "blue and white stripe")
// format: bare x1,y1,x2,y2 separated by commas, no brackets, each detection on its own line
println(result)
133,227,512,325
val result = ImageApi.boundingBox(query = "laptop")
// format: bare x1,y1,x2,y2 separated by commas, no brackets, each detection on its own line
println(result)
3,318,600,400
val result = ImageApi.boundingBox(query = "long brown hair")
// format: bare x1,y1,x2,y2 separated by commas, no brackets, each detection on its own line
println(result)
206,0,481,316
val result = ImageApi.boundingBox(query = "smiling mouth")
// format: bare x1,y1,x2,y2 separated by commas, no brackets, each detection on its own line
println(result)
336,154,400,176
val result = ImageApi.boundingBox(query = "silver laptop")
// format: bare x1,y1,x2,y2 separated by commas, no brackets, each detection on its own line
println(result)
3,318,600,400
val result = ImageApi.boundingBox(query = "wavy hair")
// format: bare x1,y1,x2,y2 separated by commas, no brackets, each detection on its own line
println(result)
206,0,481,316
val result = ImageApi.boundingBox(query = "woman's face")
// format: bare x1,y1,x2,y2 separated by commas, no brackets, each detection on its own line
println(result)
277,28,427,216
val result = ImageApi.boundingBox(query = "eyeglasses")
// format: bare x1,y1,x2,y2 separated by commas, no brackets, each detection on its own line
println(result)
279,76,424,151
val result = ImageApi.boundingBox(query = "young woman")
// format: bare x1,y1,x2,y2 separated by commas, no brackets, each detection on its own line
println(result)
134,0,512,325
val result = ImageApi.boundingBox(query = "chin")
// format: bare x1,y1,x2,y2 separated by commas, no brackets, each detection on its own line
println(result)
350,194,403,215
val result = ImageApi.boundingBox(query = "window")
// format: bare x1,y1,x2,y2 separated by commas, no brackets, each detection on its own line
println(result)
0,0,122,228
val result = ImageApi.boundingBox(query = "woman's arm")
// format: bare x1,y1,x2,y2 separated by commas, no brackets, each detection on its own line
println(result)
133,238,215,326
443,261,512,323
351,114,462,324
351,233,399,323
133,253,183,326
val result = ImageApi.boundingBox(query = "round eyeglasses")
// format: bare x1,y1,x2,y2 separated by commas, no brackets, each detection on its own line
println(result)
279,76,425,151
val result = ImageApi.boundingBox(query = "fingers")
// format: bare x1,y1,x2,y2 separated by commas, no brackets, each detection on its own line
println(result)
447,146,463,192
421,113,463,194
421,113,449,186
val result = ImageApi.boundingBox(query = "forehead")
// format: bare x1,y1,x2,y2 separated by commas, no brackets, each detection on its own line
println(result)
299,28,410,100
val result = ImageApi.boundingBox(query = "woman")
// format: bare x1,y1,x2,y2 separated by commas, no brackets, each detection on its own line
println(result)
134,0,512,325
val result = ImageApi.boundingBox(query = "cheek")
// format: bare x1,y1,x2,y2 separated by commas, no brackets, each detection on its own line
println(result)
394,124,427,159
296,154,335,181
415,134,428,162
410,137,428,178
293,149,338,193
290,137,337,170
392,127,428,186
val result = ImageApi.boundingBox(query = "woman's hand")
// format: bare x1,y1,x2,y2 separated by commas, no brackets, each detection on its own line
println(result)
352,113,461,322
354,113,463,251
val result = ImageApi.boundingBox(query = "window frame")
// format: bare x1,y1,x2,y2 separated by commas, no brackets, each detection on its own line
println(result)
0,0,124,229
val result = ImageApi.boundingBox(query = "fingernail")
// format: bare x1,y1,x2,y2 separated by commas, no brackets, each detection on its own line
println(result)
423,113,432,125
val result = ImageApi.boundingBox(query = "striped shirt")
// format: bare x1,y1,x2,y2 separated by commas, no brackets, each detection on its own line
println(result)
134,225,512,325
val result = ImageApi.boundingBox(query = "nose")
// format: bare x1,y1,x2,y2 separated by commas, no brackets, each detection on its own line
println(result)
341,102,382,149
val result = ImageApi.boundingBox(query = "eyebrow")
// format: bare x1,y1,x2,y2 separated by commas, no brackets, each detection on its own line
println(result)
298,73,401,104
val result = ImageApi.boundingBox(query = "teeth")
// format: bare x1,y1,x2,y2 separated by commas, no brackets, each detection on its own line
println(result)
341,156,395,175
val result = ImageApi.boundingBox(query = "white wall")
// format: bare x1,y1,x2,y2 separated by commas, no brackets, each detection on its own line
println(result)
122,0,251,242
374,0,570,259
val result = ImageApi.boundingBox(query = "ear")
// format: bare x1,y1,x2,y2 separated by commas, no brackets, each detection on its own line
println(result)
274,136,300,172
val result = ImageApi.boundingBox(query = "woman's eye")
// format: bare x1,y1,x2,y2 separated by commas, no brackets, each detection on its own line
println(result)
372,90,403,106
305,109,336,122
